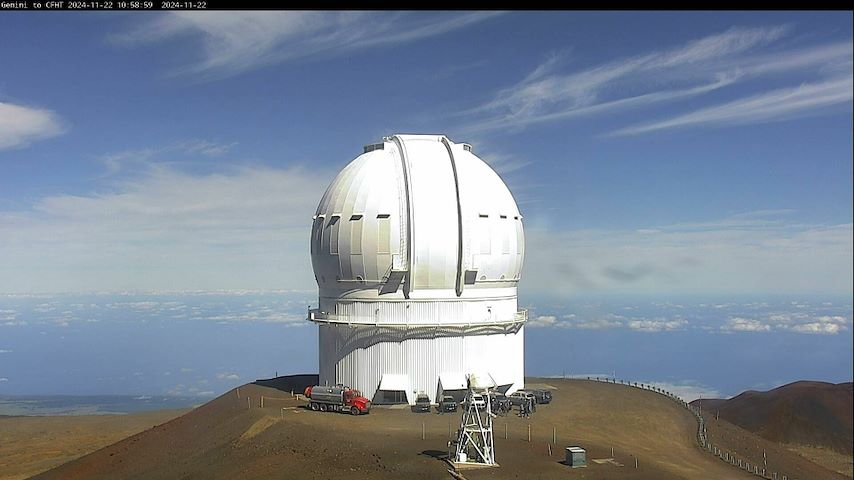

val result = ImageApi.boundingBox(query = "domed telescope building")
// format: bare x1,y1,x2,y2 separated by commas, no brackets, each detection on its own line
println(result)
308,134,526,405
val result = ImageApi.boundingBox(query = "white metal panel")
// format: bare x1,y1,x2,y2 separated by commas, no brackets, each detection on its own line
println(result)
319,324,525,404
311,134,524,301
406,137,459,290
312,135,528,405
439,372,467,391
378,374,410,391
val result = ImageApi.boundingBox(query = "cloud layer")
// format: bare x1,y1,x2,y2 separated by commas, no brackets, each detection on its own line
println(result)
465,26,852,135
114,12,500,78
1,145,851,297
612,75,853,136
526,298,852,336
0,102,65,150
522,212,853,297
0,144,328,292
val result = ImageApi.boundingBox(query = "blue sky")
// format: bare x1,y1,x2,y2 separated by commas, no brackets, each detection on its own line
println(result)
0,12,851,297
0,12,852,398
1,11,852,297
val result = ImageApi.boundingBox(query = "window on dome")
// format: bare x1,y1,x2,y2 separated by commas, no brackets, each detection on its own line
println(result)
350,215,363,255
311,216,323,255
377,214,390,255
328,216,340,254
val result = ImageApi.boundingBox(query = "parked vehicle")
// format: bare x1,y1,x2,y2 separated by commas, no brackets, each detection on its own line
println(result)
304,385,371,415
489,392,511,414
532,389,552,404
515,389,551,404
469,393,486,408
413,393,432,413
439,395,458,413
508,391,537,410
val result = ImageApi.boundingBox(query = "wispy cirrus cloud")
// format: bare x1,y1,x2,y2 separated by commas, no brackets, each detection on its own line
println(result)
98,139,237,176
113,12,501,78
464,25,853,135
465,26,786,131
479,151,533,175
0,102,66,150
612,75,853,136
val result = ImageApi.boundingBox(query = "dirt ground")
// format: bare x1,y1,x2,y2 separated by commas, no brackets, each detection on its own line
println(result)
0,409,187,480
29,379,847,480
703,413,851,480
786,445,854,478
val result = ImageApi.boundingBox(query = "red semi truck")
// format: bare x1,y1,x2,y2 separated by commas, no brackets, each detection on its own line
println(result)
304,385,371,415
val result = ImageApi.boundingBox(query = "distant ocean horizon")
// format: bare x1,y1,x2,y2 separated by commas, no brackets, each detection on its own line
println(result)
0,292,851,404
0,394,204,416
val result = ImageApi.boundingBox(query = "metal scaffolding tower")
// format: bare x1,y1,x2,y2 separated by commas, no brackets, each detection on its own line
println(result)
453,377,496,466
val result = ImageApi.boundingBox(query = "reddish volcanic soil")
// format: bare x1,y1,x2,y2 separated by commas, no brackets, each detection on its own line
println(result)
693,381,853,455
31,379,846,480
0,409,187,480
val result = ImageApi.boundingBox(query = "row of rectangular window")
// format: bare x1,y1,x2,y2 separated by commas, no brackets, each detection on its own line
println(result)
479,214,521,220
311,214,391,256
312,214,522,256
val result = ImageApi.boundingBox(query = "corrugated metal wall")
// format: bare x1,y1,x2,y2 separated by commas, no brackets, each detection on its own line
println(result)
318,324,524,404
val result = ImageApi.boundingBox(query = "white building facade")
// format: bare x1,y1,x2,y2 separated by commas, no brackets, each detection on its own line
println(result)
308,134,526,404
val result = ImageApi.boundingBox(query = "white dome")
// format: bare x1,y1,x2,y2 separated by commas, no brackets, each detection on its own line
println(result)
308,134,528,403
310,134,525,302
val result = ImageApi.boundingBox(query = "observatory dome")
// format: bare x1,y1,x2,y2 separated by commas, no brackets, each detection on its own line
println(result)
311,134,524,304
307,134,527,404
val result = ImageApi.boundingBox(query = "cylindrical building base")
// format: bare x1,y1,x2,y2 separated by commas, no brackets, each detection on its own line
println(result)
318,324,524,404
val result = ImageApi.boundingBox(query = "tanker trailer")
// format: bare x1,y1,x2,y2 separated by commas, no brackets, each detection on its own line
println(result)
304,385,371,415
